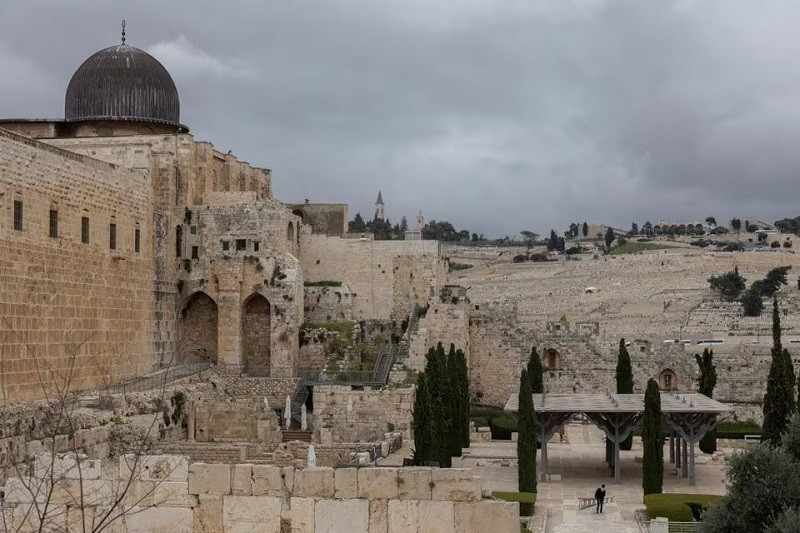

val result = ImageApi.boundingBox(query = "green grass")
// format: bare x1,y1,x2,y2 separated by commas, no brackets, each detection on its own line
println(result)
716,420,761,439
644,493,722,521
609,241,675,255
493,491,537,516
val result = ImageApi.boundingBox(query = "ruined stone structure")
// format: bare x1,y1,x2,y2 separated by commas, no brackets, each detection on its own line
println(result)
0,38,443,402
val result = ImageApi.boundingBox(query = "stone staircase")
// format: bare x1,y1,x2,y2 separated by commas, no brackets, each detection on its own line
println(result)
282,430,313,443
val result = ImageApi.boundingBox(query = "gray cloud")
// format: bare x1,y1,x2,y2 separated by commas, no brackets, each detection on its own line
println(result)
2,1,800,237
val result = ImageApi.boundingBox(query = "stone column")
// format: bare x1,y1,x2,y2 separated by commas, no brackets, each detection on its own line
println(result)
217,288,243,371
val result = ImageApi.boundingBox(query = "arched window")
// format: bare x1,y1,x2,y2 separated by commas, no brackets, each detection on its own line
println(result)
176,225,183,257
659,369,677,391
543,348,561,370
242,294,271,376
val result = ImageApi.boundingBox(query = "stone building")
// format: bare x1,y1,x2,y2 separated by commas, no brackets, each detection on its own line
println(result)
0,36,443,402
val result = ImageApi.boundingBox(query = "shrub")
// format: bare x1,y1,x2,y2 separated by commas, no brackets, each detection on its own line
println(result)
771,241,781,248
716,420,761,439
490,415,518,440
784,241,793,248
304,280,342,287
644,493,722,521
492,491,536,516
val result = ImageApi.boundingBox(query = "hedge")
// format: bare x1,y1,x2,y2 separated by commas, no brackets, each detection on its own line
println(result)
489,415,518,440
492,491,536,516
644,493,722,521
716,420,761,440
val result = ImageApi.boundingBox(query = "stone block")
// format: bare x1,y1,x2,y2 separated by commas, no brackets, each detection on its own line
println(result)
358,468,398,499
398,467,433,500
121,480,157,508
154,481,197,507
315,498,369,533
368,499,388,533
293,467,334,498
34,453,102,480
431,469,480,502
223,495,281,533
188,463,231,495
193,495,223,533
252,464,284,495
231,463,253,495
650,517,669,533
388,500,455,533
120,454,189,482
290,496,315,533
380,441,390,457
333,467,357,499
118,506,192,532
454,501,518,533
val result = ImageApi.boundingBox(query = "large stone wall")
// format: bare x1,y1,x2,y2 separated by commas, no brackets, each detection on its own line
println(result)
194,400,282,443
314,386,415,444
0,128,154,402
1,454,518,532
299,235,445,320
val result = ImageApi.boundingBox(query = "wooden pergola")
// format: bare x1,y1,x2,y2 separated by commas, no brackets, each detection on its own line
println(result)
504,392,730,485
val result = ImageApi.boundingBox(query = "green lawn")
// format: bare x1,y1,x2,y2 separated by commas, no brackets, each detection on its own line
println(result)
493,491,537,516
644,493,722,521
608,242,675,255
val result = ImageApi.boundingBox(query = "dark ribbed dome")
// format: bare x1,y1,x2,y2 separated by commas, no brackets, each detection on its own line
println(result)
65,44,180,127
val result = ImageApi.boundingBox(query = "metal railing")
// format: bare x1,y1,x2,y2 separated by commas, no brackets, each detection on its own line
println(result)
668,522,700,533
98,361,212,398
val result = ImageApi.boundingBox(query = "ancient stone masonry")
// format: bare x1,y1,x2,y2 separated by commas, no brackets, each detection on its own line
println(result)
0,129,153,402
304,285,355,323
2,454,517,532
313,385,415,445
299,235,446,320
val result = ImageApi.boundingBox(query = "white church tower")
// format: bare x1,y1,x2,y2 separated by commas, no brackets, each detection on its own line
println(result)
375,191,385,221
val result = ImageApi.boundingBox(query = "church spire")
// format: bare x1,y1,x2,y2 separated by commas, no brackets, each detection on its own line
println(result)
376,191,384,205
374,191,385,221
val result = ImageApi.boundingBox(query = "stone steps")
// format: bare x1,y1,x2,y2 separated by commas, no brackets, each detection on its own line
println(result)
283,430,313,443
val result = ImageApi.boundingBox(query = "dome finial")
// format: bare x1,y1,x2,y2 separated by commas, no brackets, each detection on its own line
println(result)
121,19,126,44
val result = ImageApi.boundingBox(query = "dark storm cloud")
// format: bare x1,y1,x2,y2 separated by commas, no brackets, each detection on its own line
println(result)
2,1,800,236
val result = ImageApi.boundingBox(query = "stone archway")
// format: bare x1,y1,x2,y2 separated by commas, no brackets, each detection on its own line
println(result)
543,348,561,370
659,369,677,390
179,292,218,364
243,293,271,376
287,222,295,244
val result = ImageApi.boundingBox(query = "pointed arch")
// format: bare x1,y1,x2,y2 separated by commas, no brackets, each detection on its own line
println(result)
243,293,271,376
659,368,677,390
178,291,218,363
543,348,561,370
287,222,295,244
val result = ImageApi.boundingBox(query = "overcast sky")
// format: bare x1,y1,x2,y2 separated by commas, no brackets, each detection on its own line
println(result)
2,1,800,237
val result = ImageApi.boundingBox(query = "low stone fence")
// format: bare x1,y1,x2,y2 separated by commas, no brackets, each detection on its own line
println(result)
1,454,518,532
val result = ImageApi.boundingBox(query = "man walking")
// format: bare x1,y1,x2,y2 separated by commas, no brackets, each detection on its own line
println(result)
594,484,606,514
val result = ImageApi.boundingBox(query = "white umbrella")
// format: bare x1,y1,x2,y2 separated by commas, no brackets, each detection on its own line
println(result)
284,395,292,430
301,404,308,430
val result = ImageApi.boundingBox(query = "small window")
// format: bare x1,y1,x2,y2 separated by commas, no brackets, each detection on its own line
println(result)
13,200,22,231
176,226,183,257
109,223,117,250
49,209,58,238
191,246,199,259
222,241,230,251
134,228,141,253
235,239,246,251
81,217,89,243
253,241,260,252
190,225,197,235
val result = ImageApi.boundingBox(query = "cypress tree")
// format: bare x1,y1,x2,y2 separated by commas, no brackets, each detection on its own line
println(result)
425,343,451,467
696,348,718,453
527,347,544,394
447,344,463,458
763,298,794,445
456,348,471,449
517,368,537,494
642,378,663,495
616,338,634,450
412,372,433,464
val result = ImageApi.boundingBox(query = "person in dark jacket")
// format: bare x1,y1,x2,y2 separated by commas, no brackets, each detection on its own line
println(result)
594,484,606,513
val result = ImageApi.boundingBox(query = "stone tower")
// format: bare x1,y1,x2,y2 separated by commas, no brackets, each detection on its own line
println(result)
375,191,385,221
416,209,425,232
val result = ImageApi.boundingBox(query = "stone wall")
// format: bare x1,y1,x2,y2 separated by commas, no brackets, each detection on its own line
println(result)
299,235,445,320
1,454,517,532
194,400,282,443
314,386,415,444
304,285,355,323
0,128,154,402
287,203,349,237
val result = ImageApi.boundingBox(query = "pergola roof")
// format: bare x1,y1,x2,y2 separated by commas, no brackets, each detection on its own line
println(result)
504,392,731,414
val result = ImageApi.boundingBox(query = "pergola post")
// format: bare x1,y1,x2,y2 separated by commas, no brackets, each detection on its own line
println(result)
540,421,547,482
668,429,675,464
675,435,681,469
689,427,696,486
614,425,621,484
681,439,688,478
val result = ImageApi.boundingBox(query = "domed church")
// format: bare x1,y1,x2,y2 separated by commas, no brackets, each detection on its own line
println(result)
0,29,443,403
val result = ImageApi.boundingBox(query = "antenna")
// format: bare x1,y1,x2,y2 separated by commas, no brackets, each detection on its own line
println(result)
121,19,126,44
